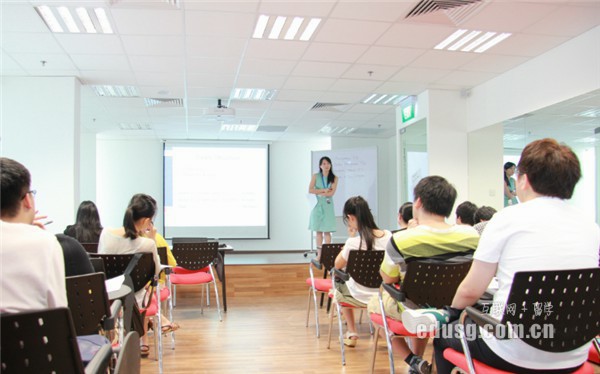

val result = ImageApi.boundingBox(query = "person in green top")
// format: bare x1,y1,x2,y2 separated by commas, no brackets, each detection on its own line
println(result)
308,156,338,258
504,162,518,207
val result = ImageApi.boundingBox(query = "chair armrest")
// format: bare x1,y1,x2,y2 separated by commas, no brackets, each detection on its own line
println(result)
382,282,406,302
464,306,503,335
103,299,122,331
333,268,350,282
84,343,112,374
310,259,323,270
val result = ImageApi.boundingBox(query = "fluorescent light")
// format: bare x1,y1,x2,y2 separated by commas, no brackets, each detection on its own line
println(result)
383,95,400,105
35,6,63,33
319,125,355,135
253,15,269,38
362,93,407,106
76,7,96,33
474,32,511,53
95,8,113,34
300,18,320,41
57,7,79,33
269,16,286,39
448,30,481,51
285,17,303,40
220,124,258,132
231,88,276,101
434,29,467,50
372,94,388,105
461,31,495,52
362,94,377,104
93,85,139,97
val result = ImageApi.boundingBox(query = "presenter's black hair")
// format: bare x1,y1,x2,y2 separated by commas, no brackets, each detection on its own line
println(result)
123,194,156,240
343,196,380,251
504,162,516,187
319,156,336,186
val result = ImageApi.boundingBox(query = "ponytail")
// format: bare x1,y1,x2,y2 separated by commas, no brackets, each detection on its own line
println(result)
123,206,138,239
122,194,157,240
343,196,378,251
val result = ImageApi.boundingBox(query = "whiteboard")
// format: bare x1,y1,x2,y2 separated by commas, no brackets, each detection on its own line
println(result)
311,147,378,217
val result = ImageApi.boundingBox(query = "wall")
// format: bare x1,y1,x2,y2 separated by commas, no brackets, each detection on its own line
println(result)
0,76,80,232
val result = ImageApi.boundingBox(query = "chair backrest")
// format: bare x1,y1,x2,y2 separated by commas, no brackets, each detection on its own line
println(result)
157,246,168,265
345,250,385,289
1,307,85,374
66,272,112,336
402,260,472,308
500,267,600,352
320,243,344,272
89,257,106,273
90,253,155,293
80,242,99,254
114,331,141,374
172,241,219,270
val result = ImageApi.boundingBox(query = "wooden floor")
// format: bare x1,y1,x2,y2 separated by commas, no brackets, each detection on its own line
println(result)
140,263,598,374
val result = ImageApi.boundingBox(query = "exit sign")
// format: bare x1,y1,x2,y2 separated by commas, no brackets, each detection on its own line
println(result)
400,96,416,123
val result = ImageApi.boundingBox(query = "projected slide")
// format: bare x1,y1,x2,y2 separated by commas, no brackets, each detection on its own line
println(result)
164,142,269,239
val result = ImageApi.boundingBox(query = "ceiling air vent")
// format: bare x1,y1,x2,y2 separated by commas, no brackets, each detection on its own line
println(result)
406,0,485,25
310,102,350,112
144,98,184,108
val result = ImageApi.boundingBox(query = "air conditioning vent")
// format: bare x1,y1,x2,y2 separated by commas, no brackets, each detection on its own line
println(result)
406,0,485,26
144,98,184,108
256,125,288,132
310,102,350,112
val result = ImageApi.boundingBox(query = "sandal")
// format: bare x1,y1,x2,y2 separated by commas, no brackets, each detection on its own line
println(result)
343,331,359,347
161,322,180,334
140,344,150,358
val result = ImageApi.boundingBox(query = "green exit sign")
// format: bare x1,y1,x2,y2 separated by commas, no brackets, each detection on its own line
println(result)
400,96,416,123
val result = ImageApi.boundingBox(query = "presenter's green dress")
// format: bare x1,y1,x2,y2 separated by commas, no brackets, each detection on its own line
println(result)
308,173,336,233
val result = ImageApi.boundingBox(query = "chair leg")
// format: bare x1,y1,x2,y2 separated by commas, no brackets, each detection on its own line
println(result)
200,284,205,315
172,285,177,307
378,293,395,374
155,287,164,374
370,325,380,374
306,288,312,328
327,300,334,349
310,288,321,337
166,276,175,350
209,266,222,321
336,302,346,365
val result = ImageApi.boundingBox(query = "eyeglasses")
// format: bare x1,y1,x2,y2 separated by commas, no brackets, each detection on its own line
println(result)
21,189,36,199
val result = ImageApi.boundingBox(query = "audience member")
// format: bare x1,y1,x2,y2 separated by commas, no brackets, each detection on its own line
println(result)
64,200,103,243
98,193,178,357
455,201,477,226
393,202,413,233
367,176,479,374
56,233,95,276
331,196,392,347
434,138,600,373
0,157,67,313
472,205,497,235
503,162,518,206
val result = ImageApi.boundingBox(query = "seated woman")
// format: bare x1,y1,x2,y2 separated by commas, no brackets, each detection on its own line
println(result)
64,200,103,243
97,193,179,357
332,196,392,347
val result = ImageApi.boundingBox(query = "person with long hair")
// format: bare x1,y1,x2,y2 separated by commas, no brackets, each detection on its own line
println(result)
332,196,392,347
64,200,103,243
308,156,338,258
98,193,178,357
503,162,518,206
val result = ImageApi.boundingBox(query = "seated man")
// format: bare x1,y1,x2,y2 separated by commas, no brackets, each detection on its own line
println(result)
0,157,67,313
472,205,497,235
434,138,600,373
455,201,478,226
368,175,479,374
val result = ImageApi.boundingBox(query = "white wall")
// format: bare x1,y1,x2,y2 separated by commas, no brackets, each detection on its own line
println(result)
0,76,80,232
80,132,97,202
467,123,504,211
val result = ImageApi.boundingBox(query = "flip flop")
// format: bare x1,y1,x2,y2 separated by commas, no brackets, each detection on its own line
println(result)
140,344,150,358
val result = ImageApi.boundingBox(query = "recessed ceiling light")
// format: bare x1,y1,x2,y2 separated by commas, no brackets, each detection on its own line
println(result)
92,85,139,97
576,109,600,118
252,15,321,41
220,124,258,132
231,88,276,101
319,125,355,135
435,29,511,53
361,93,407,105
119,123,152,130
35,5,113,34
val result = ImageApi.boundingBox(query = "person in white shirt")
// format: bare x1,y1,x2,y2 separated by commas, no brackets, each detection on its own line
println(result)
0,157,67,313
332,196,392,348
434,138,600,373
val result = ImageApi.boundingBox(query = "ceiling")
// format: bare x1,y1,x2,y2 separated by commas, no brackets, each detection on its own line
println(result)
2,0,600,143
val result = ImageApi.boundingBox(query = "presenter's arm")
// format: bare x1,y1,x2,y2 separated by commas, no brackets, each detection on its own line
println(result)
308,173,324,195
323,176,339,197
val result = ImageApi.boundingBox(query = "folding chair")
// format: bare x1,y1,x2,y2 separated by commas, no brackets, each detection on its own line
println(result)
170,241,222,321
157,246,175,349
114,331,141,374
1,307,112,374
370,260,472,374
327,249,385,365
81,242,99,254
443,267,600,374
305,242,343,337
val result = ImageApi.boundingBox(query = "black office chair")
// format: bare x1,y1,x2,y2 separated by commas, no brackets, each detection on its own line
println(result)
444,267,600,374
1,307,112,374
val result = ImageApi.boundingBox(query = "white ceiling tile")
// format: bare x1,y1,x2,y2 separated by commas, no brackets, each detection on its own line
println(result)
329,79,381,93
186,87,231,99
329,2,412,22
435,70,497,87
523,5,600,36
71,54,130,71
235,75,287,89
275,90,323,102
268,100,312,112
185,11,256,38
185,36,247,58
317,91,365,103
357,46,425,66
239,59,297,76
391,67,450,83
0,51,26,73
342,65,398,81
314,19,391,44
2,32,64,54
410,50,478,70
137,86,186,98
183,2,260,12
460,54,530,74
121,35,184,56
461,2,558,33
489,33,570,57
258,2,335,17
128,55,184,72
135,71,184,87
54,34,125,55
186,73,236,88
110,8,183,35
1,4,48,33
187,57,240,74
377,24,455,49
284,77,335,91
9,53,76,71
302,43,368,63
292,61,351,78
78,71,137,85
245,39,309,60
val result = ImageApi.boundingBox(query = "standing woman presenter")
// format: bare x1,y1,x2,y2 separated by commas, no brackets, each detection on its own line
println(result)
308,156,338,258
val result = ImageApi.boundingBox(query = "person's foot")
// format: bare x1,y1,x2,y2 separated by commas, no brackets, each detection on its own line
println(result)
140,344,150,358
343,331,358,347
402,308,450,334
407,355,431,374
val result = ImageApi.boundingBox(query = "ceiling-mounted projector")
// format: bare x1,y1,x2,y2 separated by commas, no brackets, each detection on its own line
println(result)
206,99,236,119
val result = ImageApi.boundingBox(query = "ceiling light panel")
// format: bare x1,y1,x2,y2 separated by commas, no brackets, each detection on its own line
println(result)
35,5,113,34
252,15,321,41
231,88,277,101
361,93,407,105
221,124,258,132
435,29,511,53
93,85,139,97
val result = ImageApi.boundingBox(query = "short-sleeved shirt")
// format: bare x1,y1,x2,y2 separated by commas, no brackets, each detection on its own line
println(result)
474,197,600,370
380,224,479,279
341,230,392,304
